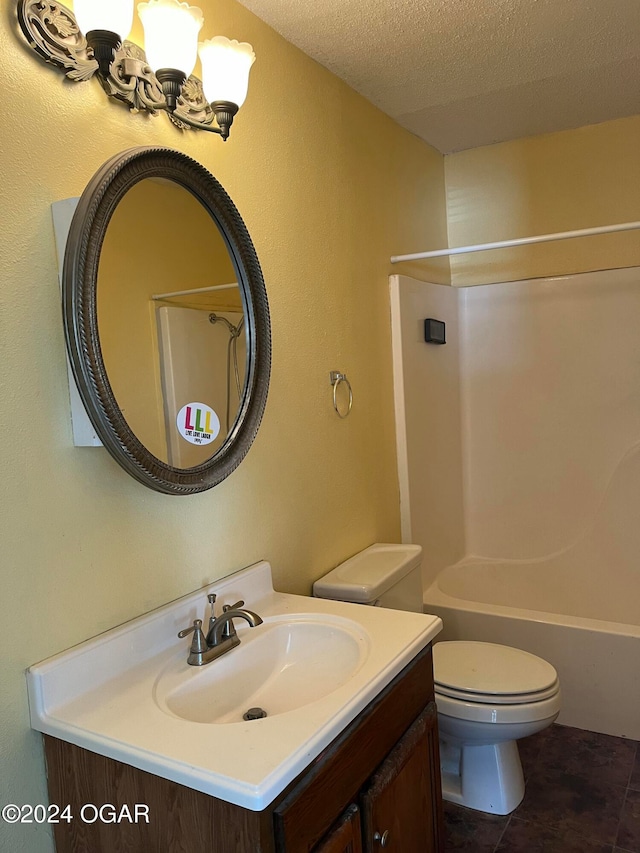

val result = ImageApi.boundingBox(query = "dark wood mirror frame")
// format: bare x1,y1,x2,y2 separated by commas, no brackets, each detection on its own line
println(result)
63,146,271,495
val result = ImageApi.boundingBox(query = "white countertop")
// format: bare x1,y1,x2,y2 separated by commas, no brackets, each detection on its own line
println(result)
27,561,442,810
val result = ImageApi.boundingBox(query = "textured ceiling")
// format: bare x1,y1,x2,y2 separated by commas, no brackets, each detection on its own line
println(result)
238,0,640,152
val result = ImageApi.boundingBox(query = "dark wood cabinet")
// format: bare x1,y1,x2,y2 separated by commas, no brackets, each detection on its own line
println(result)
314,805,363,853
360,703,441,853
43,645,443,853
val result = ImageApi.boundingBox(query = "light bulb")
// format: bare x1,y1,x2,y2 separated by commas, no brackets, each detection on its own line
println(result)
74,0,134,39
138,0,203,77
198,37,255,108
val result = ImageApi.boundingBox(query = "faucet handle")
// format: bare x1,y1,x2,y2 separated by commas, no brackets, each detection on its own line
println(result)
219,601,245,640
207,594,217,631
177,619,208,654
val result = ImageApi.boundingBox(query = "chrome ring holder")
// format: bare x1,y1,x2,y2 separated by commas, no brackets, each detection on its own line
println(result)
330,371,353,419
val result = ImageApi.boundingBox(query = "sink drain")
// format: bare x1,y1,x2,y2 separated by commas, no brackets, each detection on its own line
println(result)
243,707,268,720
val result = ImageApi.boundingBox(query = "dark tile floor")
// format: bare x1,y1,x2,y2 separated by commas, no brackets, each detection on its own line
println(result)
443,724,640,852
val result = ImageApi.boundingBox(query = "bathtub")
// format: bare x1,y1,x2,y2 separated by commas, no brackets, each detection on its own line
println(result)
424,558,640,740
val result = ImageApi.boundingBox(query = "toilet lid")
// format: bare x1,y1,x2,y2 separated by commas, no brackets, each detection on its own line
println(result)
433,641,559,705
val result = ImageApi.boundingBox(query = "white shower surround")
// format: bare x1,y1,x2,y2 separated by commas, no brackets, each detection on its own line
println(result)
390,268,640,740
426,438,640,738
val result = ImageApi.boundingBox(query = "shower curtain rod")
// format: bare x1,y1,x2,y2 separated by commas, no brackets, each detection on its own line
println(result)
151,282,238,300
390,220,640,263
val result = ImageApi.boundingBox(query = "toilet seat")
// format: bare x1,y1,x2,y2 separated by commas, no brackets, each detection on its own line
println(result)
435,680,560,705
435,689,561,725
433,641,559,705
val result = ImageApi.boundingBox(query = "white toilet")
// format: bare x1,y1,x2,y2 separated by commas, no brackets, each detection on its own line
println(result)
313,544,561,816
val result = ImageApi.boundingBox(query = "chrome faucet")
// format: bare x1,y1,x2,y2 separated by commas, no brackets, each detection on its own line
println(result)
178,595,263,666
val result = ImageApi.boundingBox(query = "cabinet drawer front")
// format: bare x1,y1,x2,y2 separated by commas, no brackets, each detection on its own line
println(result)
274,645,434,852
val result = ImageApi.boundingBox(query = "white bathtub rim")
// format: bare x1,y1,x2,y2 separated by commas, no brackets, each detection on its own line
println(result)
424,581,640,641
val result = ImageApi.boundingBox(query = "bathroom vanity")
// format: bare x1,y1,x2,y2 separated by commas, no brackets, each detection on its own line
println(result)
28,563,443,852
43,645,441,851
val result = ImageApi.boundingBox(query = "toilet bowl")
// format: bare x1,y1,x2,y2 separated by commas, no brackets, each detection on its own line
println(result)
313,544,561,816
434,640,560,814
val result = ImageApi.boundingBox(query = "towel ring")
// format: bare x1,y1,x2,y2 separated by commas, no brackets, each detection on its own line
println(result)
330,371,353,418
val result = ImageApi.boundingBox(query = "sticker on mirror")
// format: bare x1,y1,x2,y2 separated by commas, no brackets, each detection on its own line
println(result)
176,403,220,445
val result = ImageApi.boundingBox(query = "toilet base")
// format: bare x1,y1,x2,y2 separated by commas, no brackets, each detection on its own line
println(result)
440,738,525,815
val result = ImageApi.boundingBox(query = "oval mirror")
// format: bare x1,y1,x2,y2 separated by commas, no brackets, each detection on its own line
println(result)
63,147,271,494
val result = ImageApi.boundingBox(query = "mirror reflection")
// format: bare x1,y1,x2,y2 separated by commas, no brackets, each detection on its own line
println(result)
97,178,247,467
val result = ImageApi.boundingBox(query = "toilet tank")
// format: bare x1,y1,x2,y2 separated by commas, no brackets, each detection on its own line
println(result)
313,544,423,612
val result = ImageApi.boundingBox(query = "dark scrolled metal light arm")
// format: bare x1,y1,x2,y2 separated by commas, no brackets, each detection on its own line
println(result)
170,102,238,141
154,66,239,140
16,0,236,139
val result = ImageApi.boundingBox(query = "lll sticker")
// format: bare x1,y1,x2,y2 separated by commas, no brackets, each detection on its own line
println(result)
176,403,220,445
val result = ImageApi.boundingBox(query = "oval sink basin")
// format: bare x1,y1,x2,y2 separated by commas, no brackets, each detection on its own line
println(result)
154,616,370,724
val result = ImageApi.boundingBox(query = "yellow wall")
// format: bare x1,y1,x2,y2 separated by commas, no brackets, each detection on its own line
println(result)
1,2,446,849
445,115,640,285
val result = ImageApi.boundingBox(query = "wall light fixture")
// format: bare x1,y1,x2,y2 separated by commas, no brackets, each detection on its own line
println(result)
17,0,255,140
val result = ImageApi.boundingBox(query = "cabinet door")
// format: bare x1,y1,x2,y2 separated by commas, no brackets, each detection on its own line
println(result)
360,702,443,853
313,805,363,853
274,647,435,853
